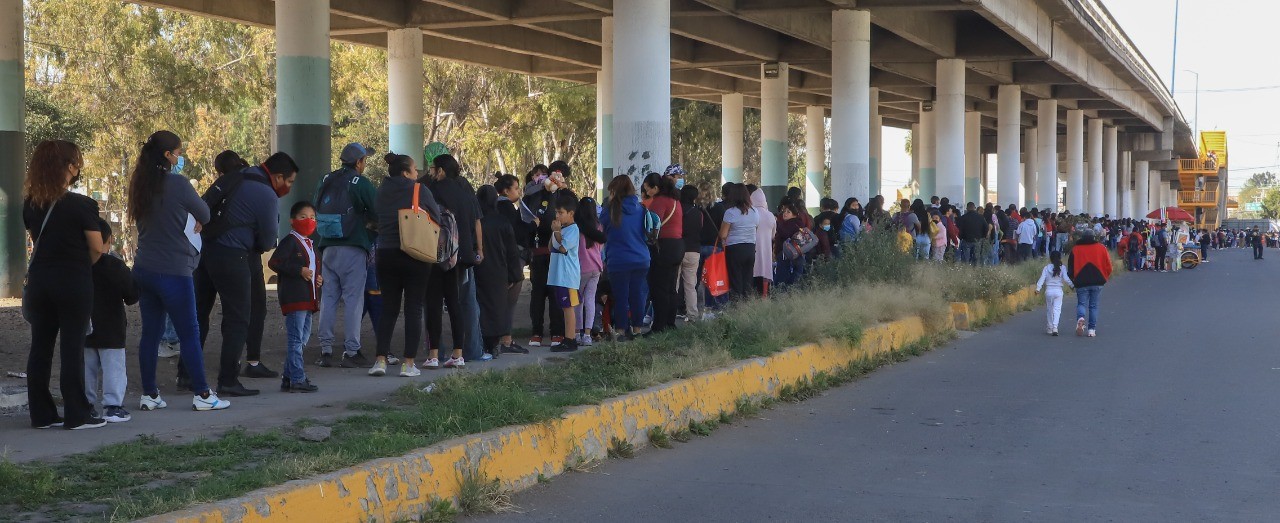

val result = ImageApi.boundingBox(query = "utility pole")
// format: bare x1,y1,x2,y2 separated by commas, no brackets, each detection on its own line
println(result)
1171,0,1180,94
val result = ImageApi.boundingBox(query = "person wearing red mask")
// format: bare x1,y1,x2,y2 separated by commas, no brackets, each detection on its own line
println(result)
194,151,298,398
268,201,323,392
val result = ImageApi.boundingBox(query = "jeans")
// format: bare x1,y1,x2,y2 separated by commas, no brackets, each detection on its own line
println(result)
913,234,930,260
134,266,210,396
774,256,805,287
1054,233,1069,253
197,244,254,388
1154,247,1167,270
989,237,1002,265
362,252,382,326
576,271,602,333
1075,285,1102,330
25,271,93,427
459,267,484,360
529,255,563,337
1254,244,1264,259
375,249,428,359
958,240,978,265
84,347,127,408
609,267,648,332
283,311,312,384
161,315,178,344
318,245,367,357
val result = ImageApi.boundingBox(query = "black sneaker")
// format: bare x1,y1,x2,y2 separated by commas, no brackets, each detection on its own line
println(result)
34,417,64,429
89,407,100,420
216,383,260,397
315,353,333,367
103,406,131,423
242,362,279,379
340,352,372,368
287,380,318,393
551,339,579,353
500,343,530,355
68,417,108,430
280,377,291,392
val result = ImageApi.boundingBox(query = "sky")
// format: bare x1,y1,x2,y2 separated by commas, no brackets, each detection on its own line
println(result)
876,0,1276,197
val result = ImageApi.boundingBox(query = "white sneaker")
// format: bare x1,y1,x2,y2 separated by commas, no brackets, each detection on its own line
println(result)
385,355,401,366
157,343,181,359
1076,318,1086,336
368,360,387,376
420,358,440,369
1087,329,1097,337
443,356,465,368
581,334,594,347
400,364,421,377
192,393,230,411
139,394,168,411
701,312,717,321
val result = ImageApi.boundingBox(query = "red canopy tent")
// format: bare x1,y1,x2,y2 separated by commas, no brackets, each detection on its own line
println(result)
1146,207,1194,222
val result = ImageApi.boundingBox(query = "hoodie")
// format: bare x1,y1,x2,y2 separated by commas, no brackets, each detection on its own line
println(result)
601,194,651,272
752,190,777,280
1067,238,1112,287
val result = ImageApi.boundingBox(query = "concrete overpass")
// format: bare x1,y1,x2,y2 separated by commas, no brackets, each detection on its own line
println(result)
0,0,1194,294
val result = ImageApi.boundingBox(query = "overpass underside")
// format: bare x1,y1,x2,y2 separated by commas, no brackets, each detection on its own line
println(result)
0,0,1205,295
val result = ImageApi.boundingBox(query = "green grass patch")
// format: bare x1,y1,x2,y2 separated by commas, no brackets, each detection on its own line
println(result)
0,229,1048,521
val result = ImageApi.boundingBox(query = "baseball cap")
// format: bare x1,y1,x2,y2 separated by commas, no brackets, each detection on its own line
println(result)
340,143,374,165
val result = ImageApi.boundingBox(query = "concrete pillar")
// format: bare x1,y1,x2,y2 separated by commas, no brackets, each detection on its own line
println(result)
1087,118,1104,216
1024,127,1037,208
805,105,826,205
935,59,965,201
910,123,920,191
721,92,744,184
1134,160,1150,217
869,87,882,197
0,0,23,296
1037,100,1058,210
1119,150,1132,219
1103,126,1117,217
613,0,670,186
276,0,332,226
760,62,790,205
919,106,936,199
596,17,613,194
964,110,981,205
831,9,871,202
996,85,1021,207
388,29,424,167
1065,110,1085,212
1150,175,1163,213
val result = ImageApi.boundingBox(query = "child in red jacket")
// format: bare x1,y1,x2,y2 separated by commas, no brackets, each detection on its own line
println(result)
268,202,323,392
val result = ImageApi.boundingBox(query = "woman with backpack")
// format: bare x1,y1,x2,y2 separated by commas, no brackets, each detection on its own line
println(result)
641,172,684,333
773,200,809,286
601,175,651,341
839,197,863,244
371,153,440,377
419,153,481,369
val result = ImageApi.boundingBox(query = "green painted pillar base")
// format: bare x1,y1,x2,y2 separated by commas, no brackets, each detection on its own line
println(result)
0,130,24,296
762,185,786,211
277,124,331,232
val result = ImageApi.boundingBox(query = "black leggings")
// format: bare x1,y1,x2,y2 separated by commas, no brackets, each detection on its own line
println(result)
649,239,684,332
724,243,756,301
375,249,428,359
528,255,563,337
425,265,466,353
25,272,93,427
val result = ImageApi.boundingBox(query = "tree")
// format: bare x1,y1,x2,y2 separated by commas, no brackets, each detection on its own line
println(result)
1261,188,1280,220
1238,171,1276,219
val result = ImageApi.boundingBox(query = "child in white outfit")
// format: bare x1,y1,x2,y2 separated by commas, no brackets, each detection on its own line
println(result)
1035,251,1074,336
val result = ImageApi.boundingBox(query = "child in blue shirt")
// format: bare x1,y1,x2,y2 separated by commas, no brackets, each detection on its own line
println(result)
547,193,581,352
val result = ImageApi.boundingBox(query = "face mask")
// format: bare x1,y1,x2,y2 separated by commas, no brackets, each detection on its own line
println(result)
821,224,831,231
70,175,81,187
174,156,186,174
675,178,686,190
292,218,317,236
533,173,549,185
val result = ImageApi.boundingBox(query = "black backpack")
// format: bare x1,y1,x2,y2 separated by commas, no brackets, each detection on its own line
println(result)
201,171,249,242
1127,234,1140,252
315,169,361,240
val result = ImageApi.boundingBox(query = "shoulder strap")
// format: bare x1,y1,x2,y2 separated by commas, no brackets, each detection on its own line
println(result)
660,202,677,226
29,199,60,269
411,183,421,212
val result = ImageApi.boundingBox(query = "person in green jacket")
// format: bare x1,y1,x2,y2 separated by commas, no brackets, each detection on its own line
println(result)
313,143,379,368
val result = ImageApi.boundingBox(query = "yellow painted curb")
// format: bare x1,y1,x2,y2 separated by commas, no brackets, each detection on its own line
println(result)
144,288,1041,523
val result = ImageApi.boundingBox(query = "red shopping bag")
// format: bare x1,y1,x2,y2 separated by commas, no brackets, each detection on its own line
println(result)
703,243,730,297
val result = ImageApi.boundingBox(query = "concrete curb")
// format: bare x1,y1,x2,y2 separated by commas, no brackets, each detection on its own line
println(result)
144,288,1041,523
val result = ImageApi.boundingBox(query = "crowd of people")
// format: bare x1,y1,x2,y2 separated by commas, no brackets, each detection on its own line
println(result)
20,128,1233,430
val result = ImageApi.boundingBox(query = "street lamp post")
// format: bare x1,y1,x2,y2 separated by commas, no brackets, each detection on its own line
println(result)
1182,69,1199,138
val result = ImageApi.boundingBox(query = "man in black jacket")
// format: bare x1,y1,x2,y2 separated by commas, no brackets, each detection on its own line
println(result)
957,202,988,265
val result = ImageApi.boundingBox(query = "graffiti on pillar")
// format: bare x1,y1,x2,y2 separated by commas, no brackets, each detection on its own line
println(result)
620,150,653,187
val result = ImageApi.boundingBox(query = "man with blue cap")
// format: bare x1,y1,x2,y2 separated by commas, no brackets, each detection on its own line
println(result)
313,143,380,368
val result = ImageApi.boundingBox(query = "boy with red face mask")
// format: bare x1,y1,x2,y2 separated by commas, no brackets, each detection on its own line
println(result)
268,201,324,392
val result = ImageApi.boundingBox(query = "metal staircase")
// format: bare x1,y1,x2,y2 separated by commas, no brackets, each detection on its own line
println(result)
1177,131,1227,230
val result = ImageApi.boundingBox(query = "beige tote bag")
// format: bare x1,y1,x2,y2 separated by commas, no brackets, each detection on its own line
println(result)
399,183,441,263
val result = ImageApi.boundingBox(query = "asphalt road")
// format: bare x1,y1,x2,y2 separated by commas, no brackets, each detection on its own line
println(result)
474,248,1280,523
